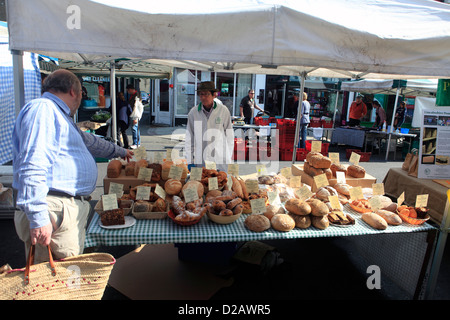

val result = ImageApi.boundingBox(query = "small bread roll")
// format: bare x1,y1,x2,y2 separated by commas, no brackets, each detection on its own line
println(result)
347,164,366,178
124,161,136,176
164,179,183,195
212,200,226,212
233,204,244,215
244,214,271,232
264,204,285,220
152,198,167,212
311,215,329,230
271,214,295,232
231,176,244,198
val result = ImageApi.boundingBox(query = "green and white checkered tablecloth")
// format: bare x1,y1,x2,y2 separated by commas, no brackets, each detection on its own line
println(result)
84,204,437,248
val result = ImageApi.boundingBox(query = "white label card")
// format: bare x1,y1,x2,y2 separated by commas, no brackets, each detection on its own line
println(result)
250,198,266,214
245,179,259,194
311,140,322,153
280,167,292,178
328,152,340,164
190,167,203,181
138,167,153,181
208,177,219,190
349,152,360,166
108,182,124,196
154,184,166,200
102,194,118,211
228,164,239,176
168,166,183,180
372,183,385,196
134,146,147,161
183,187,199,203
397,192,405,206
295,185,313,201
205,161,216,170
135,186,151,200
416,194,429,208
336,171,346,184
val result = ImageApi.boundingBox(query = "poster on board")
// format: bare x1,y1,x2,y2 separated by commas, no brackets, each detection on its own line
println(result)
418,106,450,179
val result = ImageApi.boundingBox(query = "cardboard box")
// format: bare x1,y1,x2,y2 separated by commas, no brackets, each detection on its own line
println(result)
291,164,376,192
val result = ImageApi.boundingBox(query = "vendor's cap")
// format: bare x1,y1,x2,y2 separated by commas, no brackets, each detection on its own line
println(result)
197,81,219,92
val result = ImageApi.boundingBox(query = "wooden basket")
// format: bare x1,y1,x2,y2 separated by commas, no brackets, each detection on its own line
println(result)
132,201,169,220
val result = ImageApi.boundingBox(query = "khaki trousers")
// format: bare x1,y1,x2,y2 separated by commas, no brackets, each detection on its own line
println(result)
14,195,91,264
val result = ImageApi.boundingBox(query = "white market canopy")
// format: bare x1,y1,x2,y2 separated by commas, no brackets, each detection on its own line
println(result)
6,0,450,79
6,0,450,163
340,79,438,96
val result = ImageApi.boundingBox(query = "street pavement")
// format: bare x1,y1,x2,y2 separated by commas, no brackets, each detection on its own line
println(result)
1,124,449,300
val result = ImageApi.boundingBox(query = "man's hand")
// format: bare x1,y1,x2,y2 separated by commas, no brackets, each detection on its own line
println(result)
122,149,134,162
30,223,53,246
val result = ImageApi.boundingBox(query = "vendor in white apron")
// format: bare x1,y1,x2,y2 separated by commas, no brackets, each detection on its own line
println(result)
185,81,234,172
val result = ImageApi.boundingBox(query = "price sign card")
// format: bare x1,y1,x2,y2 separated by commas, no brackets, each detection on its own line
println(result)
280,167,292,178
268,191,281,206
183,187,199,203
108,182,124,196
153,151,165,164
311,140,322,153
250,198,266,214
245,179,259,194
328,195,341,210
416,194,429,208
102,194,118,211
295,185,313,201
170,149,180,161
134,146,147,160
314,173,329,189
369,196,382,211
349,186,364,201
208,177,219,190
372,183,385,196
397,192,405,206
349,152,361,166
166,149,173,161
168,166,183,180
228,164,239,176
154,184,166,200
138,167,153,181
328,152,340,164
135,186,151,200
290,176,301,188
336,171,346,184
205,160,216,170
256,164,268,176
190,167,203,181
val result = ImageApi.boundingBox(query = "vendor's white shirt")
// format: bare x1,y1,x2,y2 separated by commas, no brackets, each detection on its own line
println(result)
185,101,234,170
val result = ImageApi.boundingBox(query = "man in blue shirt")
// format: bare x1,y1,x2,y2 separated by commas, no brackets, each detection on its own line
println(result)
13,69,133,263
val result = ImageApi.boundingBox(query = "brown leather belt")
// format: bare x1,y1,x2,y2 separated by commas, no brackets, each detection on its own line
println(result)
47,190,91,201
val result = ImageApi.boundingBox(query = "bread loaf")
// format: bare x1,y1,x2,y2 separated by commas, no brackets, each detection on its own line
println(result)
124,161,136,176
306,152,331,169
107,159,123,178
330,163,347,177
374,209,402,226
303,161,325,177
311,215,329,229
152,198,167,212
307,199,329,217
285,198,311,216
164,179,183,195
288,212,311,229
134,200,151,212
182,180,205,198
271,214,295,232
347,164,366,178
333,183,351,196
231,176,244,198
362,212,388,230
244,214,271,232
161,161,174,180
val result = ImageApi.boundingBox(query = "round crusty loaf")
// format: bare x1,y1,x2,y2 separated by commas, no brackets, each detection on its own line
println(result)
164,179,183,195
244,214,271,232
182,180,205,198
271,214,295,232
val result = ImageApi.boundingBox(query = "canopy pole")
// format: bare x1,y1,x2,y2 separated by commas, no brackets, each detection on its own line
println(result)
292,72,306,163
332,91,339,129
385,87,400,161
110,61,118,144
12,50,25,116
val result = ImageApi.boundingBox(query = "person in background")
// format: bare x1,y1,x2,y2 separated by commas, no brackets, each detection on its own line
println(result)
108,91,132,149
372,99,386,130
13,69,133,263
298,92,311,149
127,84,143,149
185,81,234,171
286,92,299,118
394,101,406,130
239,89,266,124
348,94,367,126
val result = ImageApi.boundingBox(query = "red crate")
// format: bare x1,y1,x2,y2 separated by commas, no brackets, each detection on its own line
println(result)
309,119,322,128
345,149,371,162
296,148,307,161
305,140,329,155
322,120,333,128
280,149,294,161
248,144,278,161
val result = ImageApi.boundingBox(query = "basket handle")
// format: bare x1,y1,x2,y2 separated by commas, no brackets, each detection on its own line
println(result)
24,245,56,285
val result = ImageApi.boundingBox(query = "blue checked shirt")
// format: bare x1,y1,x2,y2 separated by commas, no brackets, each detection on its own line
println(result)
13,92,127,229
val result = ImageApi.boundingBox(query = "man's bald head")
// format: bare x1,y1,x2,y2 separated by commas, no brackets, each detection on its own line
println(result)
42,69,81,94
